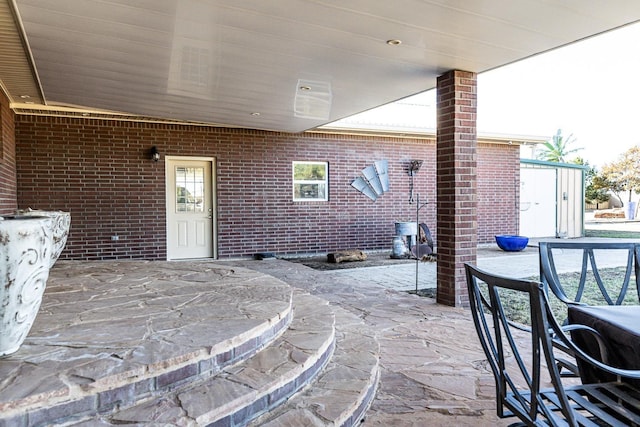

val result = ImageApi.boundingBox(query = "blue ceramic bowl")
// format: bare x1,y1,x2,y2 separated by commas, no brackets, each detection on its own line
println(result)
495,235,529,252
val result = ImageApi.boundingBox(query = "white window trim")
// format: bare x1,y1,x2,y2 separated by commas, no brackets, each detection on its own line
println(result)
292,161,329,202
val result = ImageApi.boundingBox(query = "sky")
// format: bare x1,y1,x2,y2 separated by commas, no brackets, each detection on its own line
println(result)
477,21,640,168
334,21,640,169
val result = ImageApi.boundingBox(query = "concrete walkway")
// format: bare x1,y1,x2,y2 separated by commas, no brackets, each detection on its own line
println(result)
325,236,640,293
322,244,543,293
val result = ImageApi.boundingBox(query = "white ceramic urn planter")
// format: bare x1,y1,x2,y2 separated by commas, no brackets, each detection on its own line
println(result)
0,216,55,356
19,210,71,267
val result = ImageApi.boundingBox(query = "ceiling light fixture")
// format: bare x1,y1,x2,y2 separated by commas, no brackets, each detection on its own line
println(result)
19,95,31,99
251,112,261,116
294,79,332,120
386,39,402,46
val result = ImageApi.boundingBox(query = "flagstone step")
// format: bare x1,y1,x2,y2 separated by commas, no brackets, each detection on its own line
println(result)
248,307,379,427
88,292,337,426
0,262,381,427
80,292,380,427
0,262,293,427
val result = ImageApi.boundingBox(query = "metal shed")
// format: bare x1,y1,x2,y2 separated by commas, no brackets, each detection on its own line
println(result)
520,159,586,239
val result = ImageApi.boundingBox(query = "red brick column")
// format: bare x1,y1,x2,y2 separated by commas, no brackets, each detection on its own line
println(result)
0,89,17,215
436,70,477,307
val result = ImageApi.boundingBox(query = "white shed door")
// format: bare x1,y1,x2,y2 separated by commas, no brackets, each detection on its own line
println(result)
520,168,556,238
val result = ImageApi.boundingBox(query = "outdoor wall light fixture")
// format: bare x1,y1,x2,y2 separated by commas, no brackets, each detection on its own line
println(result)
150,146,160,162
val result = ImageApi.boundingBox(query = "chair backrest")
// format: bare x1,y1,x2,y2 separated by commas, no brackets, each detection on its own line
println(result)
465,263,577,425
538,241,640,306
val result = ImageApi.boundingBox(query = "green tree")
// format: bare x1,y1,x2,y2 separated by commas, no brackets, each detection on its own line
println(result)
600,146,640,206
589,173,615,206
573,158,609,207
536,129,582,162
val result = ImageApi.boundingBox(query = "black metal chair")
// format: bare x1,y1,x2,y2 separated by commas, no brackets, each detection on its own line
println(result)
539,241,640,307
538,241,640,376
465,263,640,426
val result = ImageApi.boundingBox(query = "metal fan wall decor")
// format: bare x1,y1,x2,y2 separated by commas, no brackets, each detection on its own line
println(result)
350,160,389,201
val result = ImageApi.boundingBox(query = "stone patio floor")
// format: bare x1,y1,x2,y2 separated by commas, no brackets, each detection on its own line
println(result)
221,246,541,427
9,237,633,426
222,238,635,426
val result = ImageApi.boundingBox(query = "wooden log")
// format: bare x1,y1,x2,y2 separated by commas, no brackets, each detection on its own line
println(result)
327,250,367,264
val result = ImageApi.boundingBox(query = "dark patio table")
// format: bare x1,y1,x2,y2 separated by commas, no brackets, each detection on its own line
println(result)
568,305,640,388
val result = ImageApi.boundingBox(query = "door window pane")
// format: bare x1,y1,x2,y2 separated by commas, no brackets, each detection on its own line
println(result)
176,167,205,212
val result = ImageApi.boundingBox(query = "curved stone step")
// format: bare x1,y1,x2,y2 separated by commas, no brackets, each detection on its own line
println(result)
69,292,335,426
0,262,293,427
248,305,380,427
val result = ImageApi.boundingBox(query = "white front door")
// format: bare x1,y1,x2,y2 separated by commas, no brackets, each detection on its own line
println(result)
166,158,215,260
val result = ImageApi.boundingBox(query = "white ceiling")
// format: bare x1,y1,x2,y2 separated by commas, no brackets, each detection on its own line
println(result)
4,0,640,132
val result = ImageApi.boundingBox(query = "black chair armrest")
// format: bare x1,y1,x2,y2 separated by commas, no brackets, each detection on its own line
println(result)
559,324,610,363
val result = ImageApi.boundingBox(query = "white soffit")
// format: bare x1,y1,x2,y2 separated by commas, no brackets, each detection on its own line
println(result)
5,0,640,132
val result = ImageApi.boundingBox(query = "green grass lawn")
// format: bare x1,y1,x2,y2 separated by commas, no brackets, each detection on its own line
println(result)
476,226,640,325
498,266,639,325
584,229,640,239
461,227,640,322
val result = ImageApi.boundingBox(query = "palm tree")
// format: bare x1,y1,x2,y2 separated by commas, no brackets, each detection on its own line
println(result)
536,129,582,162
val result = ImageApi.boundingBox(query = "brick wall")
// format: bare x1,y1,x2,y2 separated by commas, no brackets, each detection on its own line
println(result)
0,90,17,215
15,115,518,260
477,143,520,240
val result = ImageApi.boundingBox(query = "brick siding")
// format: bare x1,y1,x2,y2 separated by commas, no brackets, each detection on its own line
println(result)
478,143,520,237
14,115,518,260
0,90,17,215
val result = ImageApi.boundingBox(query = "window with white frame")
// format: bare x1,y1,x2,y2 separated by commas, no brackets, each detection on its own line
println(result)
292,161,328,201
